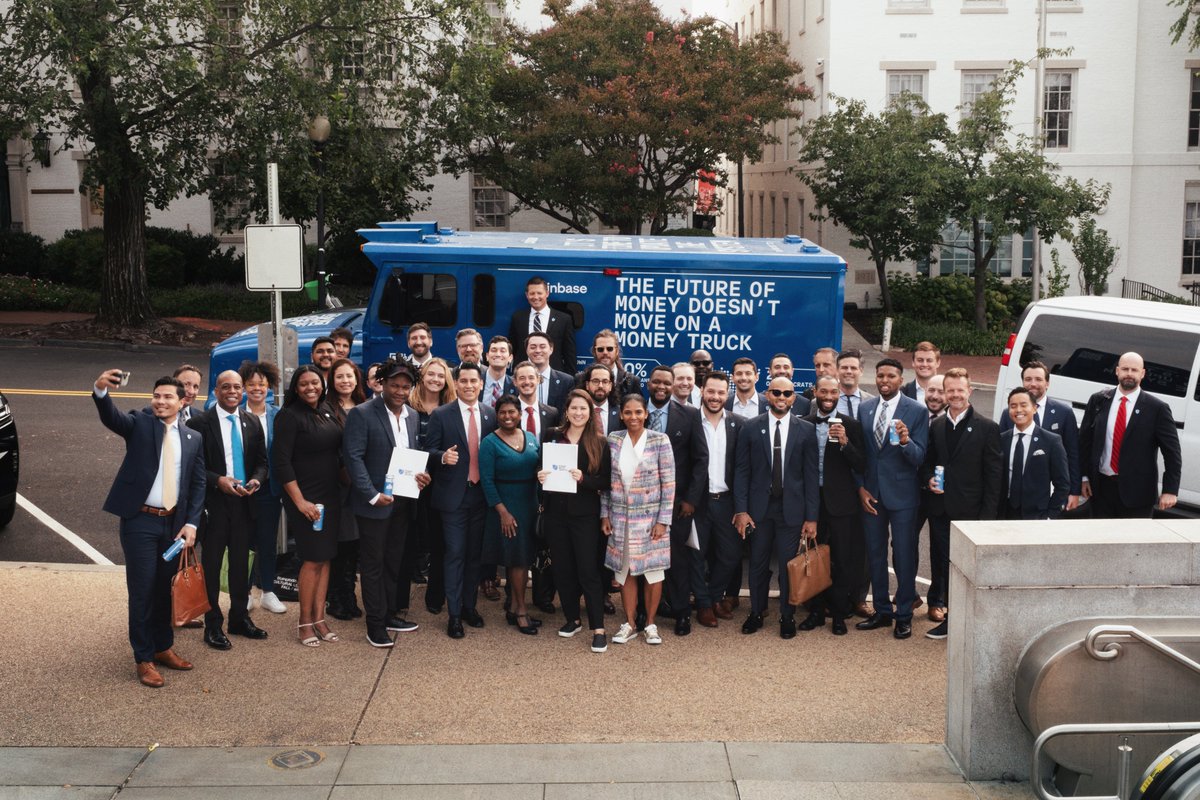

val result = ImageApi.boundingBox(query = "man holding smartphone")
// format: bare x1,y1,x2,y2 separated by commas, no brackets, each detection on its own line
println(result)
93,368,206,687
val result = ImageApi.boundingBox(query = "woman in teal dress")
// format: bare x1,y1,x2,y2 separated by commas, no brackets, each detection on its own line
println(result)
479,394,541,635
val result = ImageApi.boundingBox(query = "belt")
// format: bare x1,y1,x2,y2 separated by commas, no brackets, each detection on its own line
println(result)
141,505,176,517
708,491,729,500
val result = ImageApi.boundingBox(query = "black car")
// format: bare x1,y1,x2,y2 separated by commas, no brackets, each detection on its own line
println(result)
0,390,17,528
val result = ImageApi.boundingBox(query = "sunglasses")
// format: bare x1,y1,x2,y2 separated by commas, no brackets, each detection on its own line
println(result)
595,346,616,353
769,389,795,398
692,360,712,367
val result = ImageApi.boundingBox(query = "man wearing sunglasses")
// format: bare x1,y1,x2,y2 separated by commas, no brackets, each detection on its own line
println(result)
574,329,643,401
733,376,820,640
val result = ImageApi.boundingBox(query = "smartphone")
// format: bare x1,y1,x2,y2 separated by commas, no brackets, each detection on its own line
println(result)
119,371,131,388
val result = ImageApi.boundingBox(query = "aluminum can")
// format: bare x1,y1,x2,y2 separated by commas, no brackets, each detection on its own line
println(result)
889,420,901,446
934,465,945,492
313,503,326,531
162,538,184,561
384,475,394,497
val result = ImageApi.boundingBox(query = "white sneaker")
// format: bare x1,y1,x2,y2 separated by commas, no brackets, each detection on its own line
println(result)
612,622,638,644
644,624,662,645
246,592,257,612
260,592,287,614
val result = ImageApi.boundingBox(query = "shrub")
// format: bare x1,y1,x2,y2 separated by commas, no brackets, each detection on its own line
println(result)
659,227,715,237
150,283,312,320
888,272,1028,329
0,231,48,278
889,314,1008,357
45,229,105,288
145,242,185,289
145,226,243,285
0,274,98,312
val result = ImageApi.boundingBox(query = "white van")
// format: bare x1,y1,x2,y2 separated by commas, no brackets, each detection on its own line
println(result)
992,297,1200,516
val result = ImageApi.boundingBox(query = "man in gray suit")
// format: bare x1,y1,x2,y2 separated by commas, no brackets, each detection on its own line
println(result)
343,359,431,647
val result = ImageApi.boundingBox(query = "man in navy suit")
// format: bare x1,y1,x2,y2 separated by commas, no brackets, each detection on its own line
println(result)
514,361,562,441
187,370,269,650
582,362,623,436
900,341,941,407
426,362,497,638
733,375,820,639
509,276,577,372
481,336,516,408
1079,352,1182,518
693,371,744,629
525,331,574,413
1002,388,1070,521
93,369,205,688
343,360,431,648
855,358,929,640
999,361,1082,511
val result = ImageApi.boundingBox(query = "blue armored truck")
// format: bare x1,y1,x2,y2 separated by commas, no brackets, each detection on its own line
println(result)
207,221,847,393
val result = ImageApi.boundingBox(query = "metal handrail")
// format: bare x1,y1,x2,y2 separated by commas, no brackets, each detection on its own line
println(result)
1032,722,1200,800
1084,625,1200,677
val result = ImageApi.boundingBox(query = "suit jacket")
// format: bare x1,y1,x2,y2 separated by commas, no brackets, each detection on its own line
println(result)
425,400,498,512
595,402,625,437
543,433,612,517
857,393,929,511
94,392,206,528
729,393,812,417
1001,425,1070,519
574,368,644,401
725,393,768,417
999,396,1081,495
523,402,561,444
187,406,269,523
510,307,577,373
901,380,921,401
1079,388,1183,507
921,408,1003,521
342,397,422,519
649,400,709,510
600,430,675,574
803,411,866,518
538,368,575,413
480,374,516,408
733,412,821,526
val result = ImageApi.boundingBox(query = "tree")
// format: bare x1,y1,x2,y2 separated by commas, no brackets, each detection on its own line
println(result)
1169,0,1200,48
938,63,1109,330
435,0,807,235
0,0,488,327
796,95,950,314
1073,217,1118,296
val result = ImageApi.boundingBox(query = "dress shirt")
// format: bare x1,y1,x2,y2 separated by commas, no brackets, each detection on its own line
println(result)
251,408,270,444
947,406,970,429
520,401,541,439
618,430,649,489
768,412,792,472
370,404,410,506
839,392,864,419
527,306,549,334
409,353,432,369
1034,397,1047,427
702,411,729,494
456,400,481,438
814,414,832,486
93,385,184,511
872,396,898,441
483,371,507,407
690,386,701,406
731,392,761,420
218,408,240,479
914,383,926,408
1099,387,1141,477
537,367,552,405
648,401,671,433
1008,422,1034,486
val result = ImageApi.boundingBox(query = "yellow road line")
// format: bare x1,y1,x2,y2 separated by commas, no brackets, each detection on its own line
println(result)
1,388,208,401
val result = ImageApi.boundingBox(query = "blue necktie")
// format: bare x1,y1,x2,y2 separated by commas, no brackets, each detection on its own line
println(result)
229,414,246,482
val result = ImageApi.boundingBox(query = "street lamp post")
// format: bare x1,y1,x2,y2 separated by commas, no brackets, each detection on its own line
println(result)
308,115,331,311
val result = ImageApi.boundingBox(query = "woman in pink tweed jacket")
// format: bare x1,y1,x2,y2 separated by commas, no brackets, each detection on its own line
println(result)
600,393,676,645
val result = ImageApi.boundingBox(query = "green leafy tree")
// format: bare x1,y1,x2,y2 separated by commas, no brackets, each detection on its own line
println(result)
938,63,1109,331
435,0,807,235
1046,248,1071,298
0,0,488,326
796,95,950,314
1169,0,1200,48
1073,217,1118,296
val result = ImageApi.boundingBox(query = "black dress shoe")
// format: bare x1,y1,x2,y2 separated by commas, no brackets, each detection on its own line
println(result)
741,612,764,634
447,616,465,639
603,599,616,615
349,603,363,619
798,612,825,632
894,620,913,639
855,613,893,631
635,610,648,631
505,611,543,627
674,616,691,637
326,599,354,621
228,618,268,640
204,627,232,650
426,603,443,615
462,608,485,628
515,615,539,636
780,615,797,639
831,618,848,636
536,601,556,615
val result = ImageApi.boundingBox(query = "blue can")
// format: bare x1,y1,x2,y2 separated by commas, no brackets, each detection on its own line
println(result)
888,420,901,446
384,475,394,497
934,466,945,492
162,538,185,561
313,503,326,532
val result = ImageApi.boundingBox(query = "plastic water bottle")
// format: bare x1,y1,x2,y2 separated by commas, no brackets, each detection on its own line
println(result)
162,538,185,561
889,420,901,446
313,503,326,531
934,466,945,492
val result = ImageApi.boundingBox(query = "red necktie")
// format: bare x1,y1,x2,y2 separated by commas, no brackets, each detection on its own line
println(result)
1110,396,1128,473
594,407,604,433
468,406,480,483
525,405,536,435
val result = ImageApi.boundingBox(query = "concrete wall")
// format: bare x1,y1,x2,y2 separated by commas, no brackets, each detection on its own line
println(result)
947,518,1200,782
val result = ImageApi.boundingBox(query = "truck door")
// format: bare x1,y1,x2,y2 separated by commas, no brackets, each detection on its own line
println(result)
368,267,458,364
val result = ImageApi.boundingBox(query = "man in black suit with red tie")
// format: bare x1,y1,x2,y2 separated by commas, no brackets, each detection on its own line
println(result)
1079,352,1182,518
800,375,866,636
509,276,576,373
188,370,270,650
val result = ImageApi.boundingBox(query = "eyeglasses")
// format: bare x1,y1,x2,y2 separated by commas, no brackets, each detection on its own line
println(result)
692,360,712,367
769,389,795,398
588,378,612,385
595,346,616,353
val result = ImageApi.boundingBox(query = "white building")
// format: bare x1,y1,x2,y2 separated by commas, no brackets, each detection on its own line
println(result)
716,0,1200,304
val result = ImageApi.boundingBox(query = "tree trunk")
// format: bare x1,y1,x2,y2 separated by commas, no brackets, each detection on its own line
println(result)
971,219,988,332
98,177,155,326
873,255,893,315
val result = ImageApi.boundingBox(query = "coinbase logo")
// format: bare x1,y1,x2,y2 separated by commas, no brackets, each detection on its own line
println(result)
548,283,588,295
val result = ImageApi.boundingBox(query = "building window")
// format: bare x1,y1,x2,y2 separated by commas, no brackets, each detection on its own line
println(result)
1043,70,1074,149
210,159,249,235
887,71,927,107
214,2,244,50
962,0,1004,7
961,70,999,114
471,174,508,230
783,196,790,235
1184,187,1200,276
938,221,1016,277
1190,71,1200,150
797,198,805,238
888,0,930,8
341,40,365,79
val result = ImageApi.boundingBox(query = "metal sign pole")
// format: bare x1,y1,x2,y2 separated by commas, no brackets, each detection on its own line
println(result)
267,163,285,393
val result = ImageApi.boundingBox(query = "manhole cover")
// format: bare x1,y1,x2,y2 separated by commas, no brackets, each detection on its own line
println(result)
268,749,324,770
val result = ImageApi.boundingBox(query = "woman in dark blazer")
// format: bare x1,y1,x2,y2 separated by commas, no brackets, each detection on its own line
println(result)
539,389,612,652
273,365,343,647
239,359,287,614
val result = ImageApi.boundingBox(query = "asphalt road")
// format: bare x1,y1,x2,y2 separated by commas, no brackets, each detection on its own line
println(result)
0,342,1001,612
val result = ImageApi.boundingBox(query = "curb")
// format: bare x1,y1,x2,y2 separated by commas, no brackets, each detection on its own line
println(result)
0,337,210,354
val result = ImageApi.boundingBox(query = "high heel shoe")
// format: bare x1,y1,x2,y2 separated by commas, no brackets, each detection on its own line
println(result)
506,611,542,628
313,619,340,642
298,623,320,648
516,614,539,635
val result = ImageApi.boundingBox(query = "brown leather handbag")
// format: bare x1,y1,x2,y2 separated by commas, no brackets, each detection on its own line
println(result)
171,545,210,627
787,537,832,605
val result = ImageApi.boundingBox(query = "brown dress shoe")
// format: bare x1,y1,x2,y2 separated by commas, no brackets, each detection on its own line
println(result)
928,606,947,622
154,649,193,671
853,602,874,618
137,662,164,688
913,595,924,611
713,600,733,620
697,607,719,627
482,579,501,602
723,596,740,612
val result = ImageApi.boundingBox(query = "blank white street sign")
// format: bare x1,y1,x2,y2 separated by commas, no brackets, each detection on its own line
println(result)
244,224,304,291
